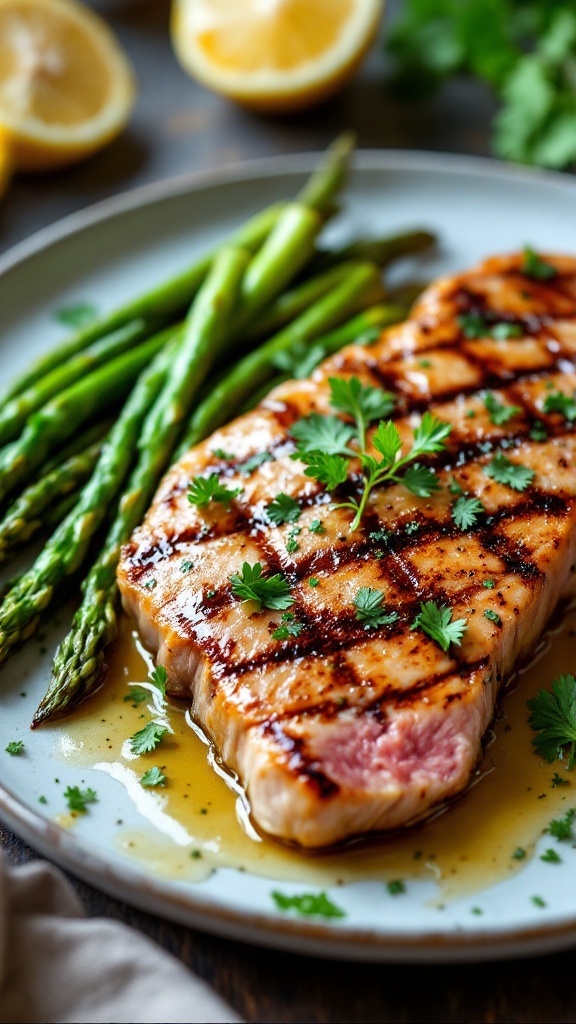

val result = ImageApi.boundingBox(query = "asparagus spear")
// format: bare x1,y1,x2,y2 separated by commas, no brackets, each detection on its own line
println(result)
180,261,385,450
0,335,179,668
241,262,354,343
0,318,152,448
3,134,354,407
0,325,175,505
309,229,436,274
34,246,250,723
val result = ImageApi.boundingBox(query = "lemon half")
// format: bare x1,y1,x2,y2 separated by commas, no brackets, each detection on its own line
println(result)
171,0,383,113
0,0,136,171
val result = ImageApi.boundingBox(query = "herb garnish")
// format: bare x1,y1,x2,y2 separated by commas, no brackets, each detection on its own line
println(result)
123,686,148,705
540,848,562,864
452,495,484,531
523,247,557,281
130,722,168,756
187,474,242,509
485,453,535,491
386,879,406,896
457,314,523,340
527,674,576,768
542,389,576,422
484,392,522,426
411,601,468,652
64,786,98,812
483,579,495,589
272,341,327,379
272,890,345,919
267,492,301,525
141,766,167,788
150,665,168,697
547,807,575,841
230,562,293,611
354,587,399,631
272,612,304,641
5,740,24,755
484,608,502,626
308,519,325,534
237,451,274,475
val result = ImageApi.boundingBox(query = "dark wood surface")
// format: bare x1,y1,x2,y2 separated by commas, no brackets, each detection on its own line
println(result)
1,3,575,1021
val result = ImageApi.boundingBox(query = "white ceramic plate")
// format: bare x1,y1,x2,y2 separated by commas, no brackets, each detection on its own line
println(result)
1,151,576,962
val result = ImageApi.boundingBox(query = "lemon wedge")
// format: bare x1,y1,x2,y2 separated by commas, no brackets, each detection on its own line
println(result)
0,0,136,172
0,128,12,197
171,0,383,113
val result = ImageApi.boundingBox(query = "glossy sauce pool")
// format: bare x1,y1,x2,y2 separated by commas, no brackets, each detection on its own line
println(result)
53,602,576,900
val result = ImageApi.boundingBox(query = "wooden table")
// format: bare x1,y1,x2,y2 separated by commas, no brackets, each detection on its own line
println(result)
1,2,575,1020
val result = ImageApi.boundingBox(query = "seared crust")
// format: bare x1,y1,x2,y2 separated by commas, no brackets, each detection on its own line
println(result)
118,253,576,847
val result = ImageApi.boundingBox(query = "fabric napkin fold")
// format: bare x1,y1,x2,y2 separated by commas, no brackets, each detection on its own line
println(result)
0,853,241,1023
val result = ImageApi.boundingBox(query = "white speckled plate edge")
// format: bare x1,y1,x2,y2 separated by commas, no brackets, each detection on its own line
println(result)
1,150,575,962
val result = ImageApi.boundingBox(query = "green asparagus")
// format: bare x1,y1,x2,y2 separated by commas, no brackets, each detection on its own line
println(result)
180,261,385,450
309,229,436,274
34,246,250,723
241,262,354,342
0,335,179,666
0,326,175,505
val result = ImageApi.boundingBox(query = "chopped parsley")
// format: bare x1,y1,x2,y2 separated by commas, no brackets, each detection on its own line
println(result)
180,559,193,573
412,601,468,652
485,453,535,491
551,772,569,788
285,527,301,554
404,520,420,535
386,879,406,896
230,562,293,611
484,608,502,626
5,740,24,756
187,474,242,509
531,895,546,908
483,579,496,589
457,313,523,340
354,587,399,631
123,686,148,705
448,478,464,495
523,247,557,281
308,577,319,588
144,579,157,590
512,847,526,860
150,665,167,697
211,448,235,460
542,388,576,422
272,612,304,641
130,722,168,756
491,321,524,340
64,786,98,813
308,519,325,534
141,766,167,788
272,890,345,919
547,807,575,841
540,848,562,864
529,421,548,442
452,495,484,531
272,340,327,379
55,302,98,328
267,492,301,526
527,674,576,768
237,451,274,475
484,392,522,426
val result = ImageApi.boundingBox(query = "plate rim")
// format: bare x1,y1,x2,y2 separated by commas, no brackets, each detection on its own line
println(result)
1,148,576,962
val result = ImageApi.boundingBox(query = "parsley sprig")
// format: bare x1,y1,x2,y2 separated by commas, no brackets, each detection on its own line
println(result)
291,378,451,532
267,492,301,526
542,388,576,422
64,786,98,813
230,562,293,611
272,890,345,919
354,587,399,631
484,392,522,426
452,495,484,531
485,453,535,491
187,473,242,510
130,722,168,756
412,601,468,652
527,674,576,768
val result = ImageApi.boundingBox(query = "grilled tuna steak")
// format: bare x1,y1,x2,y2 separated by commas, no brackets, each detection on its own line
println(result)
118,252,576,848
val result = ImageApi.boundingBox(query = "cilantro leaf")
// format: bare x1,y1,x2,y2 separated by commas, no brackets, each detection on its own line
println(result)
527,674,576,768
412,601,468,652
485,453,535,491
187,474,242,509
457,312,490,339
523,247,557,281
484,392,522,425
371,420,402,465
452,495,484,531
130,722,168,756
230,562,293,611
237,451,274,475
542,389,576,422
291,413,355,456
484,608,502,626
300,451,350,491
5,740,24,755
402,463,440,498
64,786,98,813
141,766,167,788
267,492,302,526
272,890,345,919
354,587,399,631
540,848,562,863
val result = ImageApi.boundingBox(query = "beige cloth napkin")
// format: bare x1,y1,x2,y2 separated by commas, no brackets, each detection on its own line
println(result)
0,854,241,1024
